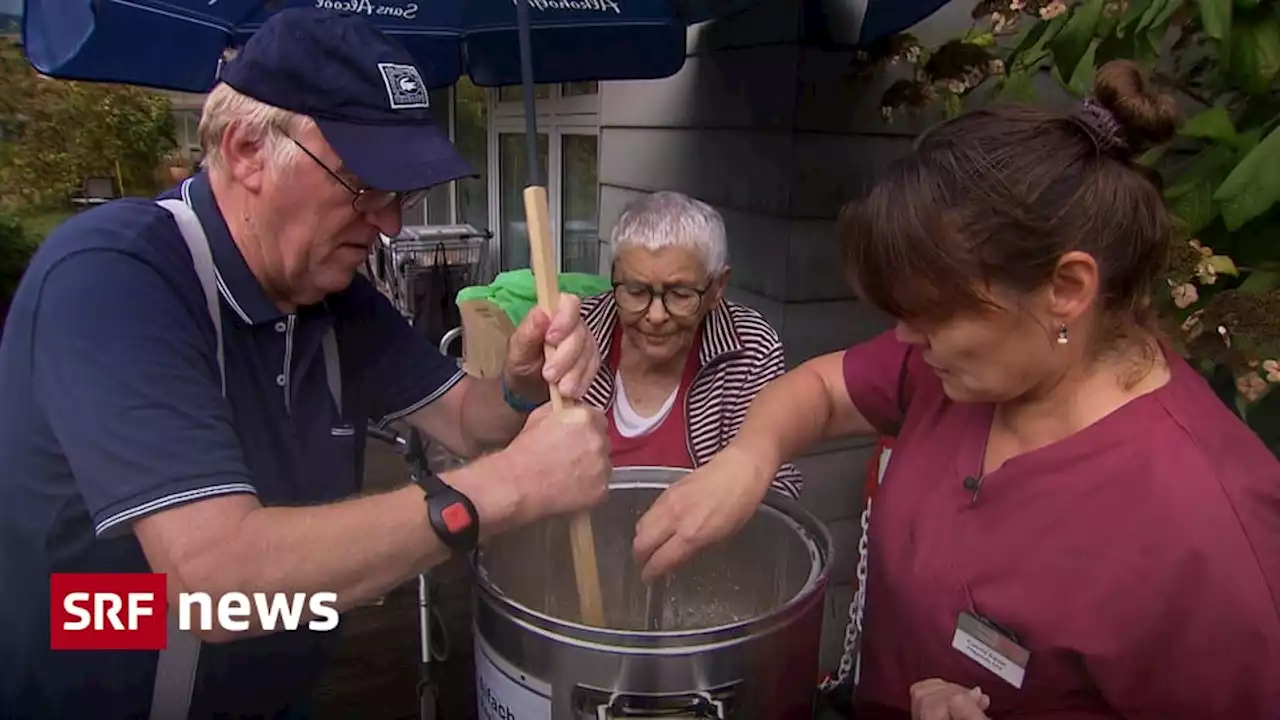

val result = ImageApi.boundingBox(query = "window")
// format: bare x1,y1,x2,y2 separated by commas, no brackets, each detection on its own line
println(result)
453,78,489,233
561,133,599,274
490,83,601,273
561,81,599,97
498,84,552,103
497,132,548,270
172,109,202,164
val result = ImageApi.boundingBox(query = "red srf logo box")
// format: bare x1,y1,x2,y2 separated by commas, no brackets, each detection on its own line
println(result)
50,573,168,650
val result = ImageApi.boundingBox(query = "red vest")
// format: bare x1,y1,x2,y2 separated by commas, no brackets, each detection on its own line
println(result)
605,325,701,469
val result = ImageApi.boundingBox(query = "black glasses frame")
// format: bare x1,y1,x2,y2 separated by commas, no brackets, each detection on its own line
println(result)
287,136,427,214
611,279,713,317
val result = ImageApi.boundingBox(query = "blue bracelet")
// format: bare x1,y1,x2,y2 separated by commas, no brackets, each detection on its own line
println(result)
501,375,541,414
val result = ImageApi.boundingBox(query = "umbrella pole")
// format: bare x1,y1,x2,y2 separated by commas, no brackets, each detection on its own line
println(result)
513,0,606,629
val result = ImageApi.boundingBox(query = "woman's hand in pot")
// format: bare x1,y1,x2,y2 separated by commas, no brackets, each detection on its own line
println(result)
910,679,991,720
632,445,775,582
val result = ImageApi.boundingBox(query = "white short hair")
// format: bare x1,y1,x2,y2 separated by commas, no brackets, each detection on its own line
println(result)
197,82,315,172
610,191,728,276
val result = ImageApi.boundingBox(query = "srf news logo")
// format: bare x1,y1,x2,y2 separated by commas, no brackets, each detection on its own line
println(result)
50,573,339,650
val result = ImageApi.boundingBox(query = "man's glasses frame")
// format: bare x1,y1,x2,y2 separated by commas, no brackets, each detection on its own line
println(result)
287,136,428,214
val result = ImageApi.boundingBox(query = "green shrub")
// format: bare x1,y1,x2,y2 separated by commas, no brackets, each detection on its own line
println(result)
0,38,176,210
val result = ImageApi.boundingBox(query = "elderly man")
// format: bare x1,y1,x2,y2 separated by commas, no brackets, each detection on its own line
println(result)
0,9,608,719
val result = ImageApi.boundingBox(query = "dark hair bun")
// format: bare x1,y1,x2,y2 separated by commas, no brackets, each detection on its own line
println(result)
1092,60,1179,152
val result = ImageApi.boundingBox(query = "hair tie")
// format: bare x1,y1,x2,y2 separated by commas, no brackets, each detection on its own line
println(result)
1073,97,1129,157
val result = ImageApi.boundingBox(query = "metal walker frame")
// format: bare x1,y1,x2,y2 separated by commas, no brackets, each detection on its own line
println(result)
363,223,495,720
366,223,497,326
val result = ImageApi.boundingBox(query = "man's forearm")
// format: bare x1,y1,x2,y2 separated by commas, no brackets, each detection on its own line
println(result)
457,374,544,454
178,451,523,642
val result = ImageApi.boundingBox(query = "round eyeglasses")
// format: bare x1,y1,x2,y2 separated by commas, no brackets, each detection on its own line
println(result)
288,136,428,214
612,281,710,317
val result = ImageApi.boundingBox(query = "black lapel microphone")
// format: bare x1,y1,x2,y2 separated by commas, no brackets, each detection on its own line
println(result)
962,475,984,505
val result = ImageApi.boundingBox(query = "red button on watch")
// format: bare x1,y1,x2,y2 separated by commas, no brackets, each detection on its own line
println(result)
440,502,473,534
412,469,480,553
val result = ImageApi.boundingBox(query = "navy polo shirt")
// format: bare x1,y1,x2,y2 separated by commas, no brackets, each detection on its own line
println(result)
0,171,465,718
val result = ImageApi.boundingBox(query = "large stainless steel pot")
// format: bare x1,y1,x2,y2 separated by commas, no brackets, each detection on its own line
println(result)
472,466,833,719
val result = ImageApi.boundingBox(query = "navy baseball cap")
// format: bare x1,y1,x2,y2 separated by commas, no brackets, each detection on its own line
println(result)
217,8,476,192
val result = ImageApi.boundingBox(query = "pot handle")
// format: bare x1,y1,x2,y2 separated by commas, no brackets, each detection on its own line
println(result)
595,691,725,719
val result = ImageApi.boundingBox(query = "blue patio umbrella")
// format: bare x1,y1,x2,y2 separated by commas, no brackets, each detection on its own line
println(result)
19,0,753,94
18,0,955,96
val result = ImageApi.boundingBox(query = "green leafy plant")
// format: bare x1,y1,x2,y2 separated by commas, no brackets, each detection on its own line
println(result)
0,37,176,211
861,0,1280,448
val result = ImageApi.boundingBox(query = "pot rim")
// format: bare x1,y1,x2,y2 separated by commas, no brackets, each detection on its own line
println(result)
470,465,834,645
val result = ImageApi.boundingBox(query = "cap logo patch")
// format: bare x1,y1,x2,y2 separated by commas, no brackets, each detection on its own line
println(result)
378,62,429,110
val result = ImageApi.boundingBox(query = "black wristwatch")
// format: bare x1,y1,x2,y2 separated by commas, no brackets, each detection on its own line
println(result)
412,468,480,553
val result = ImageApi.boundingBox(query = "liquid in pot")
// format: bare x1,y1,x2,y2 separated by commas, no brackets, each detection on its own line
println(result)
476,480,821,632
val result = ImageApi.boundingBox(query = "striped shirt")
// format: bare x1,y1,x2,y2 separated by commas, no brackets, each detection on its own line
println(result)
580,293,803,498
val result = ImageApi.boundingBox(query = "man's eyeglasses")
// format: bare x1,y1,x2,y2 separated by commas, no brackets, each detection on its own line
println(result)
612,280,711,317
288,136,428,214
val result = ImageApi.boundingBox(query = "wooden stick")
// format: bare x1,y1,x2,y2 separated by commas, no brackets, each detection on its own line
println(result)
522,185,606,627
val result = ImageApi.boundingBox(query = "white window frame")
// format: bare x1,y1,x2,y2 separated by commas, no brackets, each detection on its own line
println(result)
444,85,460,224
173,110,203,160
488,83,601,273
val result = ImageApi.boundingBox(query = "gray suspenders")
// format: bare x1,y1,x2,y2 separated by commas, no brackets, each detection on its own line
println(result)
150,194,342,719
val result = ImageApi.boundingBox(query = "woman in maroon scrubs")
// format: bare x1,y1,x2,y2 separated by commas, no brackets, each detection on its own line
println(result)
632,61,1280,719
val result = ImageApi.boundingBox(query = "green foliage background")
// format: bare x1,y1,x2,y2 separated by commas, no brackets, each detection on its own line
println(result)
865,0,1280,451
0,37,177,334
0,38,176,211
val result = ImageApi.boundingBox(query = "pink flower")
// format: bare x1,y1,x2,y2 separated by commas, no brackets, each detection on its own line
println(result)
1237,372,1268,402
1265,360,1280,384
1039,1,1068,20
990,11,1015,31
1171,283,1198,309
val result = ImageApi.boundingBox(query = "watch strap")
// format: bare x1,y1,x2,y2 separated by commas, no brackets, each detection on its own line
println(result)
413,469,480,553
501,374,541,414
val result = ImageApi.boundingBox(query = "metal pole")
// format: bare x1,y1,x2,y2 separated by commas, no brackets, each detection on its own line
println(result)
513,0,542,187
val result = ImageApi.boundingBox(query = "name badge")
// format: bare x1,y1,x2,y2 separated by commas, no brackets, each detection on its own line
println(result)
951,611,1030,689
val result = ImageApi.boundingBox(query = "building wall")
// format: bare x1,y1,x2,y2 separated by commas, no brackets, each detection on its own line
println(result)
594,0,976,670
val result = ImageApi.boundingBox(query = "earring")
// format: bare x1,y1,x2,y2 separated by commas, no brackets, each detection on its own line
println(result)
1056,323,1069,345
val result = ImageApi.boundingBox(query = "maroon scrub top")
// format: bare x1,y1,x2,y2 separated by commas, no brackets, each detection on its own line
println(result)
843,331,1280,719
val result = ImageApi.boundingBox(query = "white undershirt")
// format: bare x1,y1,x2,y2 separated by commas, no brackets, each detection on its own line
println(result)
613,370,678,438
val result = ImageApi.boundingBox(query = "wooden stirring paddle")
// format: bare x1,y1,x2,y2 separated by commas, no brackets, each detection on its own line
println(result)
521,185,606,627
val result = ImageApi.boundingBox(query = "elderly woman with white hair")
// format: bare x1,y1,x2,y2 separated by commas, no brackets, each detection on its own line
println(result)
579,191,802,498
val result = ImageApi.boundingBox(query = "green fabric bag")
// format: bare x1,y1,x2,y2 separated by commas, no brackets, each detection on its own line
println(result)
456,269,612,325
